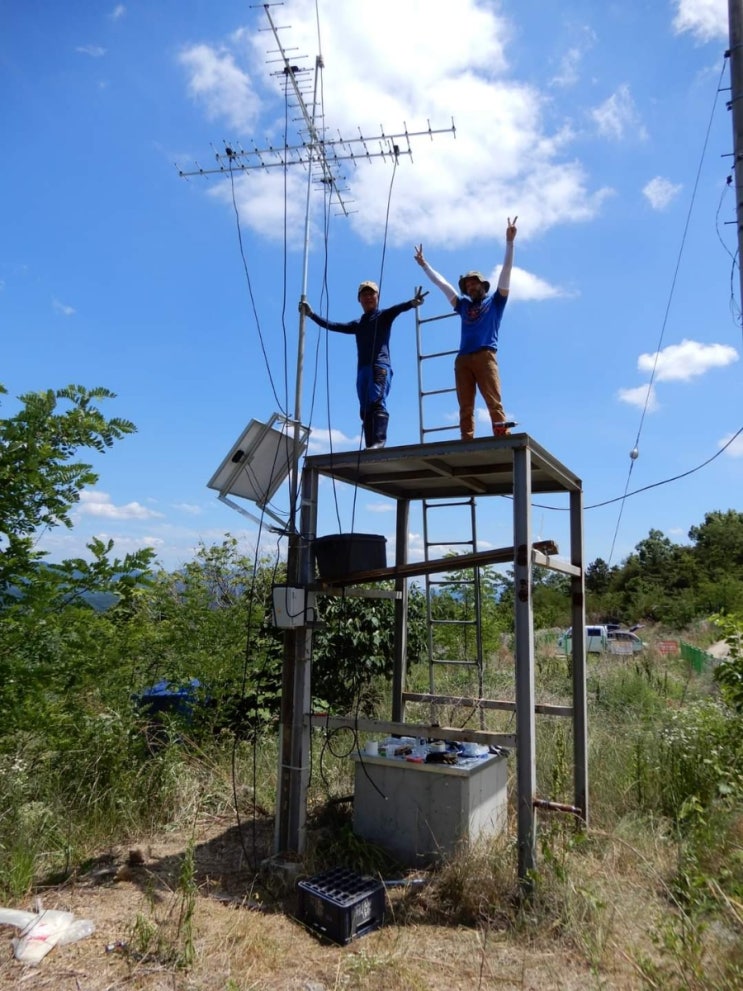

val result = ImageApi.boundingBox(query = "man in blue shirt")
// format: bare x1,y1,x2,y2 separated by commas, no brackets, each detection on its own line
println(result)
414,217,517,440
300,281,426,448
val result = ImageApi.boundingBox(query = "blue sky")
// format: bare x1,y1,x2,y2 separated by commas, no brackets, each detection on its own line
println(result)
2,0,741,574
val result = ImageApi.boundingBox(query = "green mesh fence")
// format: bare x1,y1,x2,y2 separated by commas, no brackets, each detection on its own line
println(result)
680,641,713,674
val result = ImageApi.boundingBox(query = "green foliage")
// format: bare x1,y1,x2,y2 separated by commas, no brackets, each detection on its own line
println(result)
585,557,616,594
584,511,743,623
429,562,513,663
712,612,743,713
0,713,186,896
312,583,427,713
0,542,156,739
120,538,285,736
531,567,571,629
652,699,743,823
689,510,743,580
0,383,137,595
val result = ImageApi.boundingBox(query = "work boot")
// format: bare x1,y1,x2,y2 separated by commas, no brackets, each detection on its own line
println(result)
369,410,389,448
362,412,375,448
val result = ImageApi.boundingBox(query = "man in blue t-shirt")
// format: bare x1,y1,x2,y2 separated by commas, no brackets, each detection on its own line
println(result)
414,217,517,440
300,281,426,448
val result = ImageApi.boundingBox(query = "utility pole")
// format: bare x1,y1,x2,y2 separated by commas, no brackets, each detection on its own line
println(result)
181,4,454,857
728,0,743,312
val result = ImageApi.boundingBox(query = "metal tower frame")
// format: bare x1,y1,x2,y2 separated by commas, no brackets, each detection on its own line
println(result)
290,435,588,887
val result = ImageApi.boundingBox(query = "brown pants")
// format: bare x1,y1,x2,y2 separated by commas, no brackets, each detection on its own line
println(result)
454,348,505,440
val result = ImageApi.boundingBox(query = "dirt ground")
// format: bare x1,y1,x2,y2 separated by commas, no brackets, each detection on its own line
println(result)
0,812,660,991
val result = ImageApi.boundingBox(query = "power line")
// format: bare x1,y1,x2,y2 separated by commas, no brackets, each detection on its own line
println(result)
606,56,729,565
532,424,743,513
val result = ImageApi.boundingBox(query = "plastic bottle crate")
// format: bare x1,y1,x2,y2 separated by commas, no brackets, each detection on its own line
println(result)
296,868,385,944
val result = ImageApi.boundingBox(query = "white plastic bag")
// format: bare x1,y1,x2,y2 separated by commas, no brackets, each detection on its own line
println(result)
0,906,95,964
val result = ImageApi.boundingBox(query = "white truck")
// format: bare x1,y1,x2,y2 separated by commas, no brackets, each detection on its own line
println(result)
558,625,644,655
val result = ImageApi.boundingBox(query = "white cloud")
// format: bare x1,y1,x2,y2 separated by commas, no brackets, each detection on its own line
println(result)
643,176,683,210
111,4,126,19
550,47,583,89
550,27,597,89
638,339,739,381
75,45,106,58
208,169,309,248
53,298,75,316
617,383,659,411
307,425,358,454
181,0,612,249
672,0,727,42
475,405,515,426
178,44,261,134
97,533,166,551
720,431,743,457
78,490,164,520
172,502,202,515
591,84,647,141
365,502,395,514
487,266,569,302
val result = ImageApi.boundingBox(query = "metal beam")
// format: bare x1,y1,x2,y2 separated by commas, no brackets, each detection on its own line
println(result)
513,443,537,887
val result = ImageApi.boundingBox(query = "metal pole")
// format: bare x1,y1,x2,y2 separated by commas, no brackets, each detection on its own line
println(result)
728,0,743,310
391,498,410,723
569,488,588,826
512,443,537,889
268,8,323,856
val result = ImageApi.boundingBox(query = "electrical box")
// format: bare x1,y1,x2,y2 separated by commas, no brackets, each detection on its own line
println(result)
272,585,308,628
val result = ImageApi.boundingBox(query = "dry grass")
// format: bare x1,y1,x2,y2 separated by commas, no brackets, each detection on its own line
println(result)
1,635,740,989
0,807,710,991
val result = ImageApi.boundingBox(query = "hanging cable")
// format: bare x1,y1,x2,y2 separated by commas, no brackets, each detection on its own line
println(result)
226,159,287,415
714,175,742,329
347,148,401,534
532,424,743,513
606,56,728,565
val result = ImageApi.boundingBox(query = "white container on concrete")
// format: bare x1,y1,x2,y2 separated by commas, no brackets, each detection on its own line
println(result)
352,752,508,866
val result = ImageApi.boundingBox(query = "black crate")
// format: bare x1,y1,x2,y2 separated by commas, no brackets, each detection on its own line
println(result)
297,868,385,944
313,534,386,580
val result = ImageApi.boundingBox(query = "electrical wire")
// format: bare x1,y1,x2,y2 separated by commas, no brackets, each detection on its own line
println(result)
606,55,728,565
714,175,741,330
348,149,401,535
532,424,743,513
226,159,288,416
228,456,290,869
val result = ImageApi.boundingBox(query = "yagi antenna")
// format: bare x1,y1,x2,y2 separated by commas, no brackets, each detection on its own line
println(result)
178,5,455,220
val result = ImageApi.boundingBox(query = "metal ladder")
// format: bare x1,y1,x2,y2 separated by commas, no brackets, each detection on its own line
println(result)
414,303,485,704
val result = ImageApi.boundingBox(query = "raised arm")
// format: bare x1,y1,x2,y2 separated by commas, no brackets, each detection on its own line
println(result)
414,244,458,306
496,216,517,297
